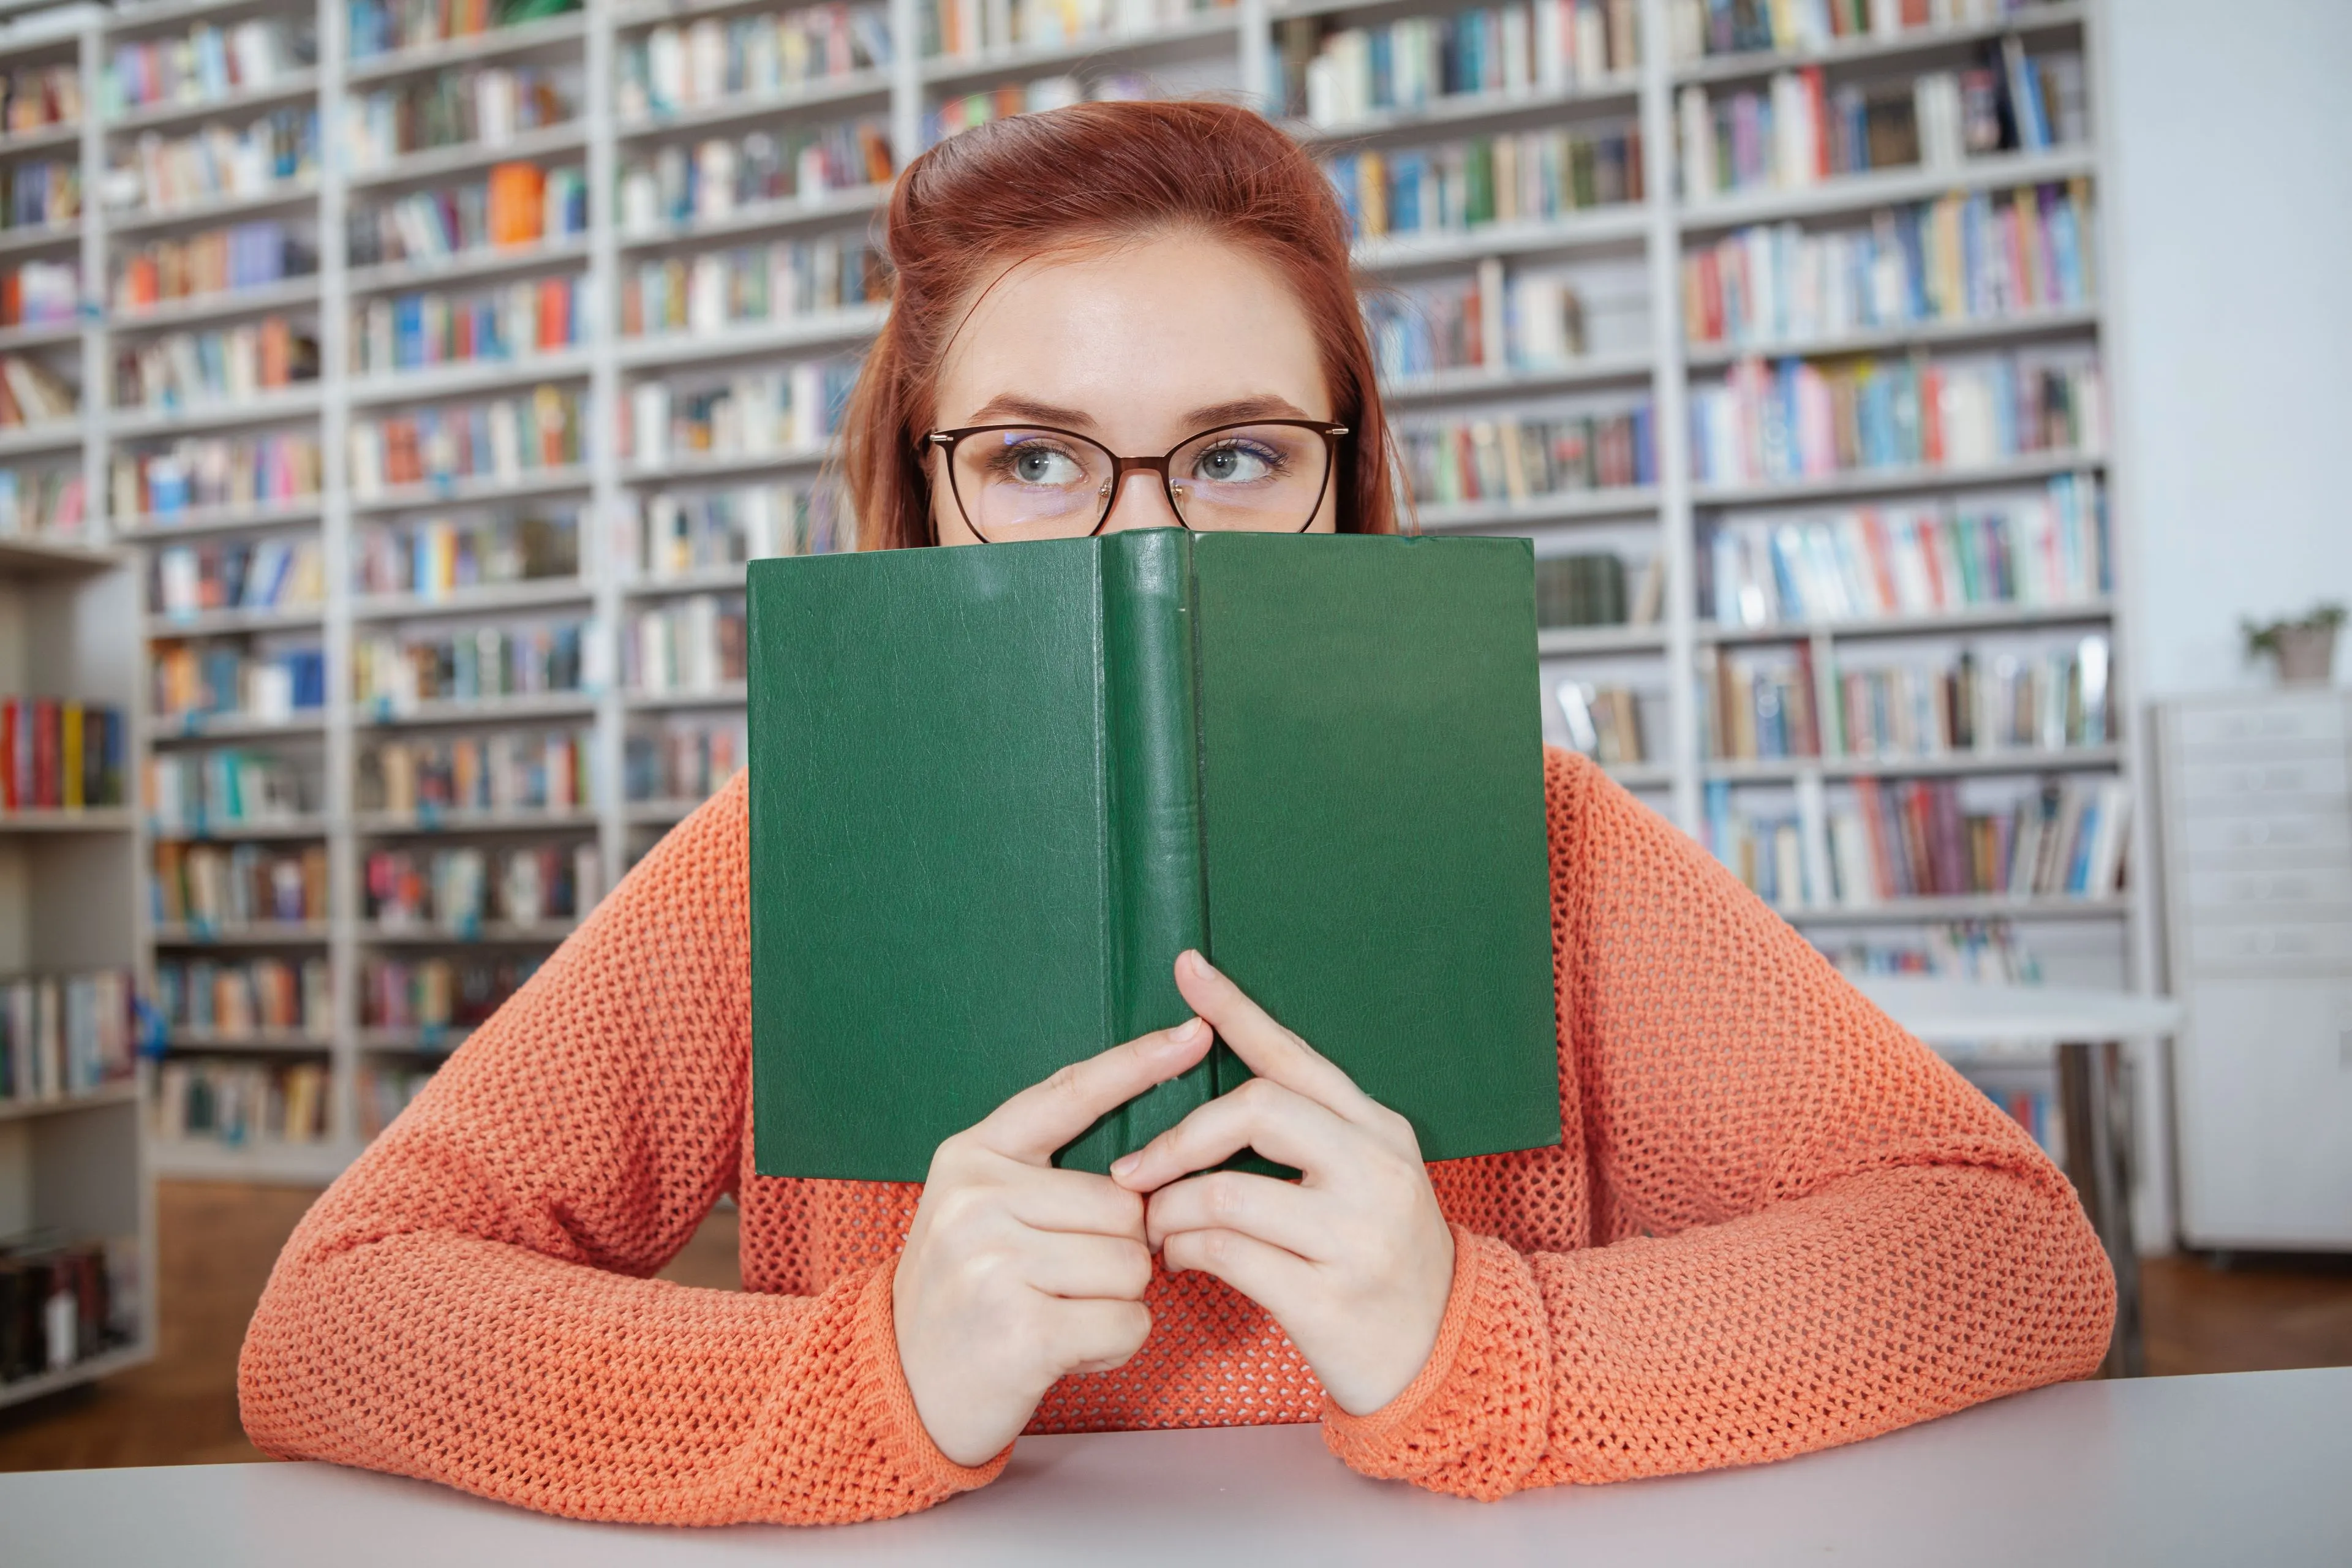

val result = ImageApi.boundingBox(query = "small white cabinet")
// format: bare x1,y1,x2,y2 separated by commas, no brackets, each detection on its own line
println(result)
2155,692,2352,1248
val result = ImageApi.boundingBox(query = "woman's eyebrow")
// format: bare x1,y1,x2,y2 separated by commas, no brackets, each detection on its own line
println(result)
963,394,1098,429
1182,395,1313,426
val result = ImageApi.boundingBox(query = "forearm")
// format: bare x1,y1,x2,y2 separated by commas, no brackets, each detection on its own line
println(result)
1325,1163,2114,1499
239,1229,1001,1525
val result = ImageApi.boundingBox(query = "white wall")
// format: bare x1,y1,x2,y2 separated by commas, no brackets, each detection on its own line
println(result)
2105,0,2352,698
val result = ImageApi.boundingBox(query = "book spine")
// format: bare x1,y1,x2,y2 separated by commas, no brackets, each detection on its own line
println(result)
1071,527,1213,1170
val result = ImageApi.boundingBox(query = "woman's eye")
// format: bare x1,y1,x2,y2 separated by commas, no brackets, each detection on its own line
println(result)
1000,445,1085,486
1191,443,1280,484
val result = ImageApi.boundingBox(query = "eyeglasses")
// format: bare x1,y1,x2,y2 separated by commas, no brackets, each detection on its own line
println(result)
925,420,1349,542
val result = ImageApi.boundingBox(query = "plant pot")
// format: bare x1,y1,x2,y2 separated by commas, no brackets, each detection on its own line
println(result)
2272,625,2339,685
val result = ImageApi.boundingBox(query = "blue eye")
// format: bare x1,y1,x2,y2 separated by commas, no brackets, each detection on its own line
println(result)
1189,440,1284,485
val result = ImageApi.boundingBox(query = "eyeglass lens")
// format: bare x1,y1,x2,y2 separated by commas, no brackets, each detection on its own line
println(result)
949,426,1331,540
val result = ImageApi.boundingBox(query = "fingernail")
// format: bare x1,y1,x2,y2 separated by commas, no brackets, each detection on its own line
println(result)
1111,1153,1140,1178
1168,1016,1206,1046
1181,949,1214,979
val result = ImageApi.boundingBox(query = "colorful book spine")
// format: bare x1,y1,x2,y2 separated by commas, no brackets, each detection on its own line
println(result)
348,164,590,268
105,18,309,114
154,955,330,1039
113,316,319,412
625,713,747,804
1294,0,1632,126
123,106,317,214
149,840,328,928
0,157,80,233
352,276,587,377
620,234,888,339
0,698,126,811
148,535,326,617
153,1058,333,1147
148,644,326,723
0,258,80,327
361,952,543,1033
360,726,594,816
353,510,581,598
347,386,589,497
631,482,856,572
1824,772,2129,906
1830,635,2111,759
363,843,601,930
344,64,578,172
625,361,858,465
625,594,747,695
145,748,311,834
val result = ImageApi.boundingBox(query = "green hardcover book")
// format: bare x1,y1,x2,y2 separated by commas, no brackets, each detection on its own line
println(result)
747,529,1562,1182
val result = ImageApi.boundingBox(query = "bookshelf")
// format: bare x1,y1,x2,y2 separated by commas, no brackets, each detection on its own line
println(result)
0,0,2149,1186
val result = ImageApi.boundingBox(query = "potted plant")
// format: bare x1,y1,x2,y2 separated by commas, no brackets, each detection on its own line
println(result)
2242,601,2347,685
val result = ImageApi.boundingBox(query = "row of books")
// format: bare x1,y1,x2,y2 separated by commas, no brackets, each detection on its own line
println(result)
1535,549,1662,629
352,275,586,377
1324,124,1643,244
363,843,601,930
0,469,86,538
1688,349,2101,485
360,1063,432,1137
1683,179,2095,351
154,1057,330,1147
1698,632,2110,762
1289,0,1635,128
625,714,743,805
362,951,541,1033
154,956,330,1041
1,61,80,137
627,361,854,465
104,18,312,117
619,5,892,122
1666,0,2047,62
0,1236,130,1386
353,511,579,599
0,699,126,811
146,749,314,836
111,432,323,522
150,644,326,725
1554,680,1648,766
0,353,74,428
0,971,133,1108
1363,260,1590,382
114,220,312,315
619,235,888,341
347,385,587,497
1816,918,2045,984
347,164,590,268
1833,774,2128,903
925,0,1229,56
112,316,317,412
1398,405,1656,508
1677,45,2085,200
350,620,591,711
1,258,77,327
112,108,316,216
1,157,77,234
150,535,325,619
360,726,594,818
349,0,532,59
1832,636,2113,758
631,483,858,576
345,66,577,172
151,840,330,928
925,74,1153,147
616,121,894,235
627,595,745,696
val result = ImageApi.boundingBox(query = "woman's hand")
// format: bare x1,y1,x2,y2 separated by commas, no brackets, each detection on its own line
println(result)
1110,951,1456,1418
894,1017,1215,1468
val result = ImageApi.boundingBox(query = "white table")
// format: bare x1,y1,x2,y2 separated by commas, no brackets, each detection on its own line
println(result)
2,1368,2344,1566
1857,978,2185,1378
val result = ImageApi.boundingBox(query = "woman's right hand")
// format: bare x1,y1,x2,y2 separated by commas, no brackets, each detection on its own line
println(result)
892,1016,1215,1467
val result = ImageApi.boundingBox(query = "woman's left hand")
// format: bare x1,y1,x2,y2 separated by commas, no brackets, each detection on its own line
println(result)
1109,949,1455,1417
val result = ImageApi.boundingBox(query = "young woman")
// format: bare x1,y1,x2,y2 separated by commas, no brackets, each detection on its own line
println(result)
239,102,2116,1523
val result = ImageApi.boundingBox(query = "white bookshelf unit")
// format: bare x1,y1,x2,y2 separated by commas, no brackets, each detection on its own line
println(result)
0,0,2152,1195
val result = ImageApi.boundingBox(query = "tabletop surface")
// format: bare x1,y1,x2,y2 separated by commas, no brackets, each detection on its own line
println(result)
4,1367,2346,1567
1852,976,2185,1044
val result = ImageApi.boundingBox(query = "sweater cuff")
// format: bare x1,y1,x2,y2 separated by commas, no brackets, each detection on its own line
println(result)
1321,1226,1551,1501
849,1261,1014,1500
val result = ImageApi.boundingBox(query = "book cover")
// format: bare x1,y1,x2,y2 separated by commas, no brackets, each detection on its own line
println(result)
748,530,1562,1182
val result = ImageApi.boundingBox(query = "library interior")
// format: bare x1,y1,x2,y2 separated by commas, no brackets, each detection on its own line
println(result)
0,0,2346,1558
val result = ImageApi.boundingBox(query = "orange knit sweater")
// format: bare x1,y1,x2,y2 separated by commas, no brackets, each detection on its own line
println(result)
239,751,2115,1524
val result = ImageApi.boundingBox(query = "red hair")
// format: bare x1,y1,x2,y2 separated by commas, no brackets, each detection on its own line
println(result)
840,100,1401,548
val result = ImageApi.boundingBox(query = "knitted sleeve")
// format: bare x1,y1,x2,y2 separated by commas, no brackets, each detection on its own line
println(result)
237,774,1002,1525
1324,750,2117,1499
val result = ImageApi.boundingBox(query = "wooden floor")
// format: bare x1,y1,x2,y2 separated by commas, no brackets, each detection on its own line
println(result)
1,1181,2346,1472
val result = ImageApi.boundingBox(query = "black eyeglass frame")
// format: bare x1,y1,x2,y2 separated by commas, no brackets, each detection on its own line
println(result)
924,419,1351,541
